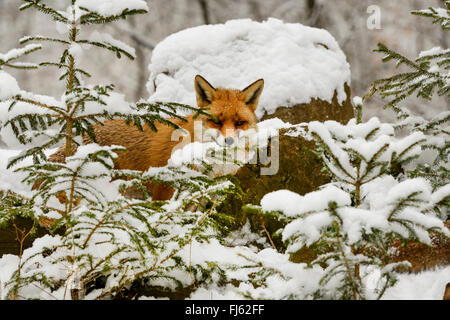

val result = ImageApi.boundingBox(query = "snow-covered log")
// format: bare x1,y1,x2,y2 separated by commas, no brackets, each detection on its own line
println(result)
146,18,353,121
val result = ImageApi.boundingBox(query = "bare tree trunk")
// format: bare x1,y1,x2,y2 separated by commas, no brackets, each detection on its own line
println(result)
305,0,323,28
198,0,210,24
128,17,150,101
306,0,315,15
413,0,425,53
134,43,147,101
249,0,264,22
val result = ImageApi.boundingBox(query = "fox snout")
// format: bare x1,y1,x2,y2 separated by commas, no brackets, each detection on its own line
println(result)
194,74,264,148
225,136,234,146
213,128,238,147
202,126,257,148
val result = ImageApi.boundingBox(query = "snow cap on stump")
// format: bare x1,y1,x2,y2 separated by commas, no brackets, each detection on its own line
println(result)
146,18,351,119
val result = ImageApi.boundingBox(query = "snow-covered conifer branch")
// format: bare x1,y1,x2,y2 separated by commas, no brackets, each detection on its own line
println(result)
373,44,449,108
412,0,450,30
20,0,69,23
0,44,42,70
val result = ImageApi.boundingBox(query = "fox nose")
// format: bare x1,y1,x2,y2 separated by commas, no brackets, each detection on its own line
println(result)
225,137,234,145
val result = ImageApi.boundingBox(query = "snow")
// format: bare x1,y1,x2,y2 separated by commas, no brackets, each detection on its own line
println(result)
418,46,447,58
431,184,450,207
361,175,398,210
0,19,448,299
261,185,353,249
0,148,39,196
77,0,149,16
0,87,136,149
3,91,62,121
283,211,333,249
382,265,450,300
339,207,387,244
260,190,304,216
255,117,301,146
188,247,326,300
415,7,449,28
0,44,42,62
261,185,350,217
308,120,355,179
163,117,298,176
311,117,395,142
162,116,309,177
389,131,426,161
345,135,391,161
385,178,431,205
68,88,133,117
188,244,450,300
262,174,449,251
68,43,84,60
256,117,293,131
168,141,219,166
307,117,428,184
0,141,448,300
146,18,351,119
166,140,252,177
0,103,446,301
0,71,20,101
0,92,63,149
352,96,363,106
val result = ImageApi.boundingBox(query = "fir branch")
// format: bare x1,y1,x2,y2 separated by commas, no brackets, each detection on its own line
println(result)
310,132,355,182
7,134,65,169
20,0,69,23
2,0,242,301
373,43,449,108
39,62,92,79
20,35,70,46
2,62,39,70
412,1,450,30
11,96,66,117
386,191,425,221
78,7,148,25
0,44,42,70
77,39,135,60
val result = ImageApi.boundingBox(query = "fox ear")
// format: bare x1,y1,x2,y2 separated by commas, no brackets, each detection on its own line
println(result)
241,79,264,111
194,75,216,107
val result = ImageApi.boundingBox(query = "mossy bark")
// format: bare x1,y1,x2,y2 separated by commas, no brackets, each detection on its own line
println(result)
0,216,49,257
260,84,354,124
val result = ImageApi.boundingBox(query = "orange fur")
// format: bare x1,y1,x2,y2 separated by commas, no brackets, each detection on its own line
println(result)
46,75,264,200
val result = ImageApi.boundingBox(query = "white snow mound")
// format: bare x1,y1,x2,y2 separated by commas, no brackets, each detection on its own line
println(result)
0,71,20,101
146,18,351,119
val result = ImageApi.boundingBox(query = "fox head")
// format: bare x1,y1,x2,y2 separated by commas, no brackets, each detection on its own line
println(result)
194,75,264,147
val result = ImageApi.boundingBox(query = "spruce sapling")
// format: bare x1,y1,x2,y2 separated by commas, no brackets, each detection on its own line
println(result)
0,0,238,300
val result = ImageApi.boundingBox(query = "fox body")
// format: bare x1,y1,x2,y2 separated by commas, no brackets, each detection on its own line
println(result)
48,75,264,200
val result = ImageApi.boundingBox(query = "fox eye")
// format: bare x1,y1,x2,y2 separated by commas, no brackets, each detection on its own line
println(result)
235,121,247,127
208,118,222,126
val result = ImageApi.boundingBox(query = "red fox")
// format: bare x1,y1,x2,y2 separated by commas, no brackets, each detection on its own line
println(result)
46,75,264,200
